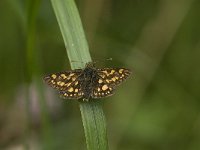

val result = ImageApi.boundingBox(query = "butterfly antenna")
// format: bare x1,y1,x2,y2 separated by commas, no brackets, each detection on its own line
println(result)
106,58,112,61
71,60,84,64
93,58,113,65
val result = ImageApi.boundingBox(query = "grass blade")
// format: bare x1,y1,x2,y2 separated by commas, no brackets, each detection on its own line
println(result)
51,0,108,149
26,0,53,149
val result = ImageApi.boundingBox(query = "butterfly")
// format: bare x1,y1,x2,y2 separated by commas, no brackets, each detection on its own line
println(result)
43,62,131,101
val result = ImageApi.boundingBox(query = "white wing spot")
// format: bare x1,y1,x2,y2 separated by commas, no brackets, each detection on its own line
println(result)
119,69,124,74
68,87,74,92
51,74,57,79
61,74,67,79
98,79,103,83
102,85,108,91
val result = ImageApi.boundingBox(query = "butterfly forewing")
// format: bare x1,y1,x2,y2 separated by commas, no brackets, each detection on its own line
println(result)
97,68,131,87
44,69,82,91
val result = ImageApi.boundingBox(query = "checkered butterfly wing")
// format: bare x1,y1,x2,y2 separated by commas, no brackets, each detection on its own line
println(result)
92,68,131,98
43,69,84,99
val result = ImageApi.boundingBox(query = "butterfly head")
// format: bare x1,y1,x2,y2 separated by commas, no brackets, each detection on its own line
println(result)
83,62,98,79
85,62,96,68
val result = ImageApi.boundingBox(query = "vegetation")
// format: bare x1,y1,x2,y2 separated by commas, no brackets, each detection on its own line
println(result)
0,0,200,150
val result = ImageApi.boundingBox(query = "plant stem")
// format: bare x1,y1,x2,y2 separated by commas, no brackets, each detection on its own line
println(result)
51,0,109,149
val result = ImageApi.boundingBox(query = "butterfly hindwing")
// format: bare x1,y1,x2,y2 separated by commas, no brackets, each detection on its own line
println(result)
58,80,84,99
91,76,115,98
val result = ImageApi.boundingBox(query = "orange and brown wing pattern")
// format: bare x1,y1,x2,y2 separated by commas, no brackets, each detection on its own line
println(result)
43,69,84,99
92,77,115,98
91,68,131,99
44,63,132,100
58,83,84,99
43,70,82,91
97,68,131,87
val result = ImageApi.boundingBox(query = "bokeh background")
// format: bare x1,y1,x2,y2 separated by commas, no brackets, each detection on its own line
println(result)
0,0,200,150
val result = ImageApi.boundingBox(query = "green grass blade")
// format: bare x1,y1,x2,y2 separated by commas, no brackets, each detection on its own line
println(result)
51,0,109,149
79,101,108,150
51,0,91,69
26,0,53,149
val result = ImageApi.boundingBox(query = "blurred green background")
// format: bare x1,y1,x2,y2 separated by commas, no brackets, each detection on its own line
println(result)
0,0,200,150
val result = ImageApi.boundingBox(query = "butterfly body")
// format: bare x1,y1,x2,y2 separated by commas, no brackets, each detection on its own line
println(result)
44,62,131,101
79,63,99,100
